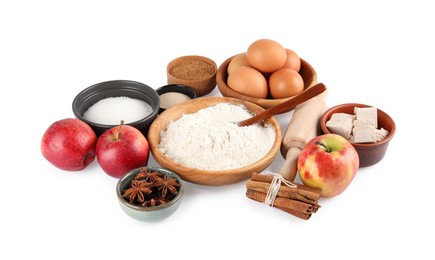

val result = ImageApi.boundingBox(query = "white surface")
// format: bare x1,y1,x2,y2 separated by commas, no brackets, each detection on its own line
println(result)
1,1,432,259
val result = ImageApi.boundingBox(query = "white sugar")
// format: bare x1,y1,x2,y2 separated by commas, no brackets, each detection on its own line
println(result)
83,96,153,125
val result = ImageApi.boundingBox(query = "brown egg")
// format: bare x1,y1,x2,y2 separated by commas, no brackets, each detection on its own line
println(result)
246,39,287,73
227,66,268,99
282,48,301,72
227,53,250,74
268,68,304,99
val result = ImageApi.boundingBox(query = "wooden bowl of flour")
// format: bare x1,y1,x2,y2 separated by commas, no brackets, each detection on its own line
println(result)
147,97,282,186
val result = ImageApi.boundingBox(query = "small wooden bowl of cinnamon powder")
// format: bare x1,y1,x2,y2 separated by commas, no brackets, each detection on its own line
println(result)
167,55,217,97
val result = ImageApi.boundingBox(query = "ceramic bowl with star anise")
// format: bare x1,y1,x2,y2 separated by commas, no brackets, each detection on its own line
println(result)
116,166,184,222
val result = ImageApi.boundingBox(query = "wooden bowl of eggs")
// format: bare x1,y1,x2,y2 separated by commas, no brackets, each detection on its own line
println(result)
147,96,282,186
217,39,317,111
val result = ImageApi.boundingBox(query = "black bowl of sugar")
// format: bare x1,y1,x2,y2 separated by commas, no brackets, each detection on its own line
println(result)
155,84,197,114
72,80,160,137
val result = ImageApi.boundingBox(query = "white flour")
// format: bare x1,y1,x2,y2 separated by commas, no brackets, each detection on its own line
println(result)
158,103,276,170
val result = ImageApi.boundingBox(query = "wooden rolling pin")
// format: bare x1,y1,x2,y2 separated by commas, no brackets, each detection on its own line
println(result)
279,88,329,181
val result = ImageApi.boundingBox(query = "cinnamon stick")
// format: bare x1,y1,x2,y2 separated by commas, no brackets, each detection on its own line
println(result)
245,172,321,220
251,172,321,200
246,180,319,205
246,189,312,220
246,188,317,213
275,206,312,220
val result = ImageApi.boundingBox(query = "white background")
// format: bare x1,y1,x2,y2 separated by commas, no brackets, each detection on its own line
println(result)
1,1,432,259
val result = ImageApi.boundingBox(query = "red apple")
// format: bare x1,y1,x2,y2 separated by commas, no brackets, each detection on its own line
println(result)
96,121,149,178
297,134,359,197
41,118,97,171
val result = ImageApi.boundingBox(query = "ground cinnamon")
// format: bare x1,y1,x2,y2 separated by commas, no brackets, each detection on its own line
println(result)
170,60,216,81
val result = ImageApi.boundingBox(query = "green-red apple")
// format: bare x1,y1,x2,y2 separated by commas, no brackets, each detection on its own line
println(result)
297,134,359,197
96,121,149,178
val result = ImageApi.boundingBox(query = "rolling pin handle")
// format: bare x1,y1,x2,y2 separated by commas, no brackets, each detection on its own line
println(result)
279,147,301,182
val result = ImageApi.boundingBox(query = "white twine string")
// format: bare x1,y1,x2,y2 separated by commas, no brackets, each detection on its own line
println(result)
264,170,297,207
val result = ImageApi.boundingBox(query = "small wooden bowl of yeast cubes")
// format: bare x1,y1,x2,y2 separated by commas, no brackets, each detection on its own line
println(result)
320,103,396,167
147,97,282,186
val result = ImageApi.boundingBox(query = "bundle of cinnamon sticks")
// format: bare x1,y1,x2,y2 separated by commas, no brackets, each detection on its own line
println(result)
246,172,321,220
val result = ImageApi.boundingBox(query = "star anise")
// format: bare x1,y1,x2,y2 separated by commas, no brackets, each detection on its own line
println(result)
122,180,152,204
135,169,163,185
142,197,167,207
157,175,180,198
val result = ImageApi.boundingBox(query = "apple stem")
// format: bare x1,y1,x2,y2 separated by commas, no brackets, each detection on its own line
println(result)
115,120,124,140
315,140,331,153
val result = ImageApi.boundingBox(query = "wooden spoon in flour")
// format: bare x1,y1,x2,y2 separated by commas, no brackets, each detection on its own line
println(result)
236,82,327,127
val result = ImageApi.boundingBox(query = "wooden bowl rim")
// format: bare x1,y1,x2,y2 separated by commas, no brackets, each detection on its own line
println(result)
147,96,282,185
